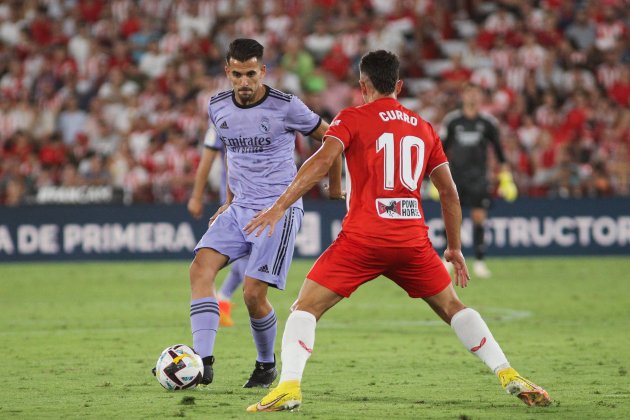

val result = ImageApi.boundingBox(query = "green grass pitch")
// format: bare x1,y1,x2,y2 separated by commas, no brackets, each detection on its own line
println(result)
1,257,629,419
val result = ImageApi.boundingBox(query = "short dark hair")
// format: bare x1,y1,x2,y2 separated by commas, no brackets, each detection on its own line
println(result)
359,50,399,95
226,38,264,63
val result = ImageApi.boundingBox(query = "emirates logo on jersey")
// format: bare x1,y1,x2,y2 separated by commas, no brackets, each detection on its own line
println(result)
375,198,421,219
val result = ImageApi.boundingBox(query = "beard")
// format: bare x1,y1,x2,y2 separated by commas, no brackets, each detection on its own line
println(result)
238,88,254,99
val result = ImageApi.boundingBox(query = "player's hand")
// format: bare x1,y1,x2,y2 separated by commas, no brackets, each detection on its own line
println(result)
187,197,203,219
243,206,285,237
324,184,346,200
208,202,230,227
444,248,470,288
497,170,518,202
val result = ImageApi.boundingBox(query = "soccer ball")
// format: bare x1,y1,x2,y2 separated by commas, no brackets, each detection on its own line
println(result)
153,344,203,390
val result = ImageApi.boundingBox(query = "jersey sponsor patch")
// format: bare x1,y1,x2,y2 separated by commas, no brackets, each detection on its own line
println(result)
375,198,422,219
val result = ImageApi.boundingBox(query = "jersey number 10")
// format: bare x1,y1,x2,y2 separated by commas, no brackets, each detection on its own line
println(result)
376,132,425,192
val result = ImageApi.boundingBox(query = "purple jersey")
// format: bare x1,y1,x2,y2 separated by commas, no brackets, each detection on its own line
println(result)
207,85,321,210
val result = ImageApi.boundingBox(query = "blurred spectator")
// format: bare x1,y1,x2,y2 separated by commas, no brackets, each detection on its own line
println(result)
59,162,83,187
128,116,153,160
0,4,21,47
39,133,67,168
595,7,627,51
264,0,292,41
68,24,92,75
484,5,516,36
518,33,546,70
79,154,111,185
58,96,88,146
30,5,53,46
441,54,472,91
265,65,302,95
366,15,404,56
608,67,630,107
129,18,160,63
1,0,629,205
517,115,541,152
320,43,351,81
304,21,335,61
139,41,170,79
281,38,315,84
565,9,596,51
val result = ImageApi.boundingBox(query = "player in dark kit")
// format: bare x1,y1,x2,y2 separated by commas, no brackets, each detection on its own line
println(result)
244,50,549,412
441,83,517,278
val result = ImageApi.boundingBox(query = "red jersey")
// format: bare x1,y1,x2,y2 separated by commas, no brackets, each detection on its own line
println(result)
324,97,448,247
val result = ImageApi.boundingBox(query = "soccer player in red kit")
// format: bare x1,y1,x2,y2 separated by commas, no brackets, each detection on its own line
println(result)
244,50,551,412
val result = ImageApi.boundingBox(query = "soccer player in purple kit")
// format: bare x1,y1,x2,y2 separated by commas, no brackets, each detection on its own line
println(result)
188,38,338,388
187,126,246,327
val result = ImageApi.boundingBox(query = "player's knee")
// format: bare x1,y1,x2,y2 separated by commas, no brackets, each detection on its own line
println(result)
189,257,216,287
242,286,265,309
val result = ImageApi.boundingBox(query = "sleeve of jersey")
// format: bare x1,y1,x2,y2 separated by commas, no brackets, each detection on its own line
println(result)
323,109,354,150
203,124,223,151
426,124,449,175
286,95,322,136
487,119,506,164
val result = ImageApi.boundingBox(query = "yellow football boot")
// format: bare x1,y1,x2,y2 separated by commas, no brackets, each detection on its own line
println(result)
498,367,551,406
246,380,302,412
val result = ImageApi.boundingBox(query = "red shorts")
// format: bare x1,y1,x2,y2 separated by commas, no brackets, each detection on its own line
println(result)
307,232,451,298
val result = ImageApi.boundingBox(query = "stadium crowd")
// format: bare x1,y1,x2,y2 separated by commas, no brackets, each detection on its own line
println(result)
0,0,629,206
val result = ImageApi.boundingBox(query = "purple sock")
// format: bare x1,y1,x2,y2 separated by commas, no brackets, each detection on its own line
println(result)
190,297,220,359
218,263,243,300
250,309,277,363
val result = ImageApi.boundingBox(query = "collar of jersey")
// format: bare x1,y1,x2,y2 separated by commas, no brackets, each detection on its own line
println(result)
373,97,398,103
232,85,270,109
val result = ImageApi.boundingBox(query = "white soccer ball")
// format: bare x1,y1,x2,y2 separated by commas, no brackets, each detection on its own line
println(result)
154,344,203,390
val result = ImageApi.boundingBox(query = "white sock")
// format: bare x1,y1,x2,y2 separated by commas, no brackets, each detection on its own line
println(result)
451,308,510,373
278,310,317,383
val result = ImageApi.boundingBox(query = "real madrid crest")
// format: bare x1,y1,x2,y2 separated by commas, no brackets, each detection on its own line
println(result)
260,117,270,133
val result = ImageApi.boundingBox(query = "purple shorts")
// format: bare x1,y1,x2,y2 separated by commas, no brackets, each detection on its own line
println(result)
194,204,303,290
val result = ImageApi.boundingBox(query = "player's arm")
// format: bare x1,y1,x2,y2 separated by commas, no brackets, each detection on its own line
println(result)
430,163,470,287
308,119,328,142
208,153,233,227
487,118,506,166
187,147,219,219
487,118,518,201
308,120,344,200
487,119,511,185
326,152,344,200
223,152,234,204
244,138,344,237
